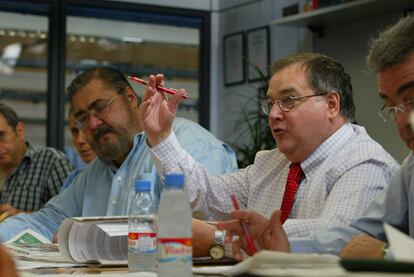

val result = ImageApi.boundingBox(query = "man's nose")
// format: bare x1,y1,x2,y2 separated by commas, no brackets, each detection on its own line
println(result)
268,103,284,119
87,115,104,129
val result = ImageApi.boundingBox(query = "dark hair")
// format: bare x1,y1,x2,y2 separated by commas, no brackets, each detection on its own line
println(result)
271,52,355,121
367,16,414,73
66,67,133,104
0,103,20,130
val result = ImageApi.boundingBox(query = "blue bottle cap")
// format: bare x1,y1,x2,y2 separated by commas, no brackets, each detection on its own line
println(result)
135,179,151,192
165,173,184,188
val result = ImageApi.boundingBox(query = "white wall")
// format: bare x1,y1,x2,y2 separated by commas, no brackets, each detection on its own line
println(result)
315,13,409,161
213,0,313,151
215,0,409,162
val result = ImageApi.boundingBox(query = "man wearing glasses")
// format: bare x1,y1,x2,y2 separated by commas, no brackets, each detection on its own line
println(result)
218,16,414,260
0,67,238,241
140,52,398,256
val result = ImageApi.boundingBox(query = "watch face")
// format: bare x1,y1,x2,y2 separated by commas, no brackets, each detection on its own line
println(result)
209,245,225,260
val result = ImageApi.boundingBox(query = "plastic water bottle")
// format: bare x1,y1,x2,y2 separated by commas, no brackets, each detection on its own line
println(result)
157,173,192,277
128,179,157,272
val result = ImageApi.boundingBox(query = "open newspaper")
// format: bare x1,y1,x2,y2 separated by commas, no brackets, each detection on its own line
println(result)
57,216,128,265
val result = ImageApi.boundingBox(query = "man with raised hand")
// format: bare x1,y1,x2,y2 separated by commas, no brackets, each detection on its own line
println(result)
140,53,398,256
0,67,237,242
219,16,414,260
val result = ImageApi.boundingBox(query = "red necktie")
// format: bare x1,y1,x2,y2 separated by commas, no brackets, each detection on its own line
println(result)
280,163,303,224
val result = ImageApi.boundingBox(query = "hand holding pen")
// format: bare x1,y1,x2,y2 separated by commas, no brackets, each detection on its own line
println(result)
217,207,291,259
230,194,257,256
128,76,188,99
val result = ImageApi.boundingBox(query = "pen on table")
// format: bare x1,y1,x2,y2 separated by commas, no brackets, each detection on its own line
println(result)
128,76,188,99
0,211,10,223
230,194,257,255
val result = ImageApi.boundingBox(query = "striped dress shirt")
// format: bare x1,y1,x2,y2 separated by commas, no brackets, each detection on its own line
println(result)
151,123,400,238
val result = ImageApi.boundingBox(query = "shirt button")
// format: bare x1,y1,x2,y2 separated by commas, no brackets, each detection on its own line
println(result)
112,200,116,205
117,177,122,181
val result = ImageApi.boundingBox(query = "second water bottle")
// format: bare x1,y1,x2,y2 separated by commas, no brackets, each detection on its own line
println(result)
128,179,157,272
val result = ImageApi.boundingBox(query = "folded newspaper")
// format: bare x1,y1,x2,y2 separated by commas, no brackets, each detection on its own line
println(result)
3,229,72,264
57,216,128,265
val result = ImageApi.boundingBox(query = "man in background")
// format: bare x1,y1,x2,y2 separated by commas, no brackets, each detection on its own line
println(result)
60,113,97,191
0,103,72,217
218,15,414,260
0,66,237,241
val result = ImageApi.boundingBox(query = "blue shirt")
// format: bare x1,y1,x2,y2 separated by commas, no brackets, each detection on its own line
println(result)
290,152,414,255
60,169,83,192
0,118,238,241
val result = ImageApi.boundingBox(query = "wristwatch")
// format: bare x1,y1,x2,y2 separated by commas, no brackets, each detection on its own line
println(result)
209,230,225,260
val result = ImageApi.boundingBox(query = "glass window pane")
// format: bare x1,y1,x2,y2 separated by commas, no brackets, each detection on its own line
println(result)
64,7,201,165
0,11,48,145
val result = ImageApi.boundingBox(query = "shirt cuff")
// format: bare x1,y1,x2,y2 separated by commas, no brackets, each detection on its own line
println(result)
289,238,321,253
149,131,188,175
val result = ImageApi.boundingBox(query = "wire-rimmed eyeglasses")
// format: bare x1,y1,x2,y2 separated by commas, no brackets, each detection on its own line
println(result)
74,94,119,129
378,99,414,122
261,93,328,115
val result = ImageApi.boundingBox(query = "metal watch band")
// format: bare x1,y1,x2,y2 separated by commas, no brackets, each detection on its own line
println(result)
213,230,224,246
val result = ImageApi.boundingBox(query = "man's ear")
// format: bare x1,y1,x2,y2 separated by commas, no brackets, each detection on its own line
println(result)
326,92,340,119
15,121,25,139
125,87,139,108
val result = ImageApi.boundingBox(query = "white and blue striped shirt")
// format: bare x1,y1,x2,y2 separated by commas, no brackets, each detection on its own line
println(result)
151,123,399,238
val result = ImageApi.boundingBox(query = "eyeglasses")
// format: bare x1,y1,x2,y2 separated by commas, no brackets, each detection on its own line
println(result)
378,99,414,122
261,93,328,115
74,95,119,129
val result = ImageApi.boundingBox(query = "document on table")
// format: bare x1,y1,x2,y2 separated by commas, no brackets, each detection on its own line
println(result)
192,250,346,276
384,223,414,262
1,229,79,269
20,273,156,277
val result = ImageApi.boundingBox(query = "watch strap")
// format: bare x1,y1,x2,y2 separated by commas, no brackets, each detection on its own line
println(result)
213,230,224,246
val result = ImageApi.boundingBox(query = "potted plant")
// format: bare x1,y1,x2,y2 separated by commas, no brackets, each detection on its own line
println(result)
230,63,275,168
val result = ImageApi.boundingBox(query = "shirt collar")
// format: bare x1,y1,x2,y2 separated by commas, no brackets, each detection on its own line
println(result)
22,142,33,162
301,123,355,178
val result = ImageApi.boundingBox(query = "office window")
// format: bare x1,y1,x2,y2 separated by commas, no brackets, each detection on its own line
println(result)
0,9,49,145
64,5,203,167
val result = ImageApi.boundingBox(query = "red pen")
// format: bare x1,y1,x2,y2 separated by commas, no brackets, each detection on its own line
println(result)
230,194,257,255
128,76,188,99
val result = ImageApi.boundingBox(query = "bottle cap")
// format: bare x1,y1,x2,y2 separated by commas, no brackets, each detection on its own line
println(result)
135,179,151,192
165,173,184,188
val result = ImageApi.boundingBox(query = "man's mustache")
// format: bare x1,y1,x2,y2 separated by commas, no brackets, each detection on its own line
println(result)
93,125,116,141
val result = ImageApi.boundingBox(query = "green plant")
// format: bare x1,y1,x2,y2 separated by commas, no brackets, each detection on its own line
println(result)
231,63,275,168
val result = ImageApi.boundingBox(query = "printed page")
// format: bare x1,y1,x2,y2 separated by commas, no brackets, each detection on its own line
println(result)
66,220,127,264
95,222,128,262
58,218,77,262
384,223,414,262
193,250,342,276
6,229,51,244
3,242,72,264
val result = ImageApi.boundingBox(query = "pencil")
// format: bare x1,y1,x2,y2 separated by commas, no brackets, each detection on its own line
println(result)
128,76,188,99
230,194,257,255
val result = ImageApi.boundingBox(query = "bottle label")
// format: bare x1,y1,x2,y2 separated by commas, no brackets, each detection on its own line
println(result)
158,238,192,263
128,232,157,254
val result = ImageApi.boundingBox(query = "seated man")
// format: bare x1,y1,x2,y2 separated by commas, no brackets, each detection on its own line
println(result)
139,52,398,256
218,16,414,260
0,103,72,216
0,66,238,241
